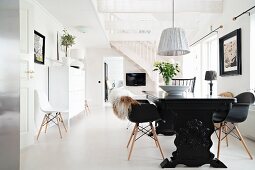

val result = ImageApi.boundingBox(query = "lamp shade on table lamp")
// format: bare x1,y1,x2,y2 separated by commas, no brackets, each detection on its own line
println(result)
205,71,217,81
205,71,217,96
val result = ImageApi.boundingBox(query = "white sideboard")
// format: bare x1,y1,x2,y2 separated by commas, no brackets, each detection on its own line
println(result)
239,105,255,141
49,66,85,123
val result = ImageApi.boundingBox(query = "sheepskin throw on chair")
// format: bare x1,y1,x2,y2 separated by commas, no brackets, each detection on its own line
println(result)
112,96,139,120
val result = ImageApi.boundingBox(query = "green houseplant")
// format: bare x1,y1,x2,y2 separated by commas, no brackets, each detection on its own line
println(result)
61,29,76,57
153,61,180,85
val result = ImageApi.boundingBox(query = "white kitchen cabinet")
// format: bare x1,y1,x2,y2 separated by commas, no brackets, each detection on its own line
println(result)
49,66,85,124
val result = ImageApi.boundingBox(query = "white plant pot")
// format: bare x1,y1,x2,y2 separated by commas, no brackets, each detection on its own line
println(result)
62,57,71,66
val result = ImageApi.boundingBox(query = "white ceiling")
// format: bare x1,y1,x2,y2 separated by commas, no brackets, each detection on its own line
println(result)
36,0,109,48
96,0,223,43
35,0,223,47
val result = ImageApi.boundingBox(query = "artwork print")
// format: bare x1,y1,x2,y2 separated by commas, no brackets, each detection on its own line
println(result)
219,29,241,76
34,30,45,64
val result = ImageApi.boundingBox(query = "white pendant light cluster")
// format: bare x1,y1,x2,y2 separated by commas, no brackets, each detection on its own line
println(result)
157,0,190,56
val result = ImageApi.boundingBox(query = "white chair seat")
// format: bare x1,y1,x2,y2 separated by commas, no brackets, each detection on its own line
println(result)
41,107,68,113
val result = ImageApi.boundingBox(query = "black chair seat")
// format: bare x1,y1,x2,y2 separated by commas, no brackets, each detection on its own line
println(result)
212,111,228,123
224,103,250,123
213,103,250,123
128,104,161,123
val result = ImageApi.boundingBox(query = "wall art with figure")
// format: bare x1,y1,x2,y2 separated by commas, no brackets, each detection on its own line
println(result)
219,28,241,76
34,30,45,64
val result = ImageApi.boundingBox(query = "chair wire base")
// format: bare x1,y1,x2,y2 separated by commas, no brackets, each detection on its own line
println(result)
37,112,67,140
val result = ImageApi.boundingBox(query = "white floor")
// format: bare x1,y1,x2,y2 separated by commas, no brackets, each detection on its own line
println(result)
21,105,255,170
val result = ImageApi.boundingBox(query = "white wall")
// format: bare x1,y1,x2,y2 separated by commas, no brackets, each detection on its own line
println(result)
30,0,87,95
194,0,254,95
86,48,120,106
24,0,87,128
250,14,255,89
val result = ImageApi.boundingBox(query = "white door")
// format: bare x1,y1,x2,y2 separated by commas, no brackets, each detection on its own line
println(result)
20,0,35,149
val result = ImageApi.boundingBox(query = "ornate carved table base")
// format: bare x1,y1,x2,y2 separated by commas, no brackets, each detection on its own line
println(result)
160,110,228,168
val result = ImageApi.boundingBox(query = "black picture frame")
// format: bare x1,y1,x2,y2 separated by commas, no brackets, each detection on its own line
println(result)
34,30,45,64
219,28,241,76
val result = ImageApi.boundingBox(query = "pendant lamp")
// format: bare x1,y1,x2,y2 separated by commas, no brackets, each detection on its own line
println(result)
157,0,190,56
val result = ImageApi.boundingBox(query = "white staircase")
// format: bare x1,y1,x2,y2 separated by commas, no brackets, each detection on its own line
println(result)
110,41,158,81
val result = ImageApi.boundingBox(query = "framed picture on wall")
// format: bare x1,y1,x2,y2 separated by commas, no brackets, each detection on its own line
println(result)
34,30,45,64
219,28,241,76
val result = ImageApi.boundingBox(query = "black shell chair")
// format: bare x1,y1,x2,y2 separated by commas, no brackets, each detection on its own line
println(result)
213,92,255,160
126,103,164,160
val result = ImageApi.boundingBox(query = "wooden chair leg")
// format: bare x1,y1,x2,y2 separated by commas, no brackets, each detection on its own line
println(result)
85,106,88,114
151,122,164,159
224,123,229,147
56,113,62,139
217,122,223,159
85,100,90,113
149,123,158,148
127,124,136,148
234,125,253,160
59,112,67,132
44,114,49,133
128,123,139,161
37,115,47,140
86,105,90,113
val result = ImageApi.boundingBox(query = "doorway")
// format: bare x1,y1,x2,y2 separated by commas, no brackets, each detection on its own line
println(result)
104,57,124,102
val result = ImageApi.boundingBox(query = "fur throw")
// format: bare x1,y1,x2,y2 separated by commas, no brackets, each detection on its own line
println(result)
112,96,139,120
219,91,234,97
108,87,133,103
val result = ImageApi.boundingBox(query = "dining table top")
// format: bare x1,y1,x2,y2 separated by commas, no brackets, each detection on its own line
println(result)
143,91,236,102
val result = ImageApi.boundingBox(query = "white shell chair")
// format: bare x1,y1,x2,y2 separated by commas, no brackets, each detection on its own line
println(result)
35,90,68,140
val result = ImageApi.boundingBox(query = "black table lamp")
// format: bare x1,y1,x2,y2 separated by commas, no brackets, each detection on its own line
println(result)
205,71,217,96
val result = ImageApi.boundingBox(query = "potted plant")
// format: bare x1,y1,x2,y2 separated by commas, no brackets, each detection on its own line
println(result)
153,61,180,85
61,29,75,57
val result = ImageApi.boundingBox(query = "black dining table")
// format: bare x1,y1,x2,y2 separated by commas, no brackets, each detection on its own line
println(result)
143,91,235,168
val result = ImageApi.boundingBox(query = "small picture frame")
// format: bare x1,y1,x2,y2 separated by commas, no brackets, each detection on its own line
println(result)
34,30,45,64
219,28,241,76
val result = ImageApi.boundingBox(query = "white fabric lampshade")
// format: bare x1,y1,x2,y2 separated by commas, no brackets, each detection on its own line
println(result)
70,49,85,59
158,27,190,56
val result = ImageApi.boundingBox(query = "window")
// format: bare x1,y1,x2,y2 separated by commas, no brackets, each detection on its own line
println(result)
250,14,255,90
182,35,218,95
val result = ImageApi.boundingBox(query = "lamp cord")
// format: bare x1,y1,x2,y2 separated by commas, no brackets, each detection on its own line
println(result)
172,0,174,28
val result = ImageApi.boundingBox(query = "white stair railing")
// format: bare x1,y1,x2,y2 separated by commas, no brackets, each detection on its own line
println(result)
110,41,157,81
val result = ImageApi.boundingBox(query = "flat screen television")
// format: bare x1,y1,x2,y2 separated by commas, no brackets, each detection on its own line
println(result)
126,73,146,86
